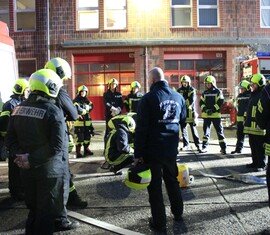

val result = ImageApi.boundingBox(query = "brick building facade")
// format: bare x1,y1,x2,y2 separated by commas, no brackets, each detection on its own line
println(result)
1,0,269,120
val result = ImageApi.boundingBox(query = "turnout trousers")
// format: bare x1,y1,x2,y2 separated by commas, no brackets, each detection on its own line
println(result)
235,121,246,151
248,134,266,168
181,122,200,149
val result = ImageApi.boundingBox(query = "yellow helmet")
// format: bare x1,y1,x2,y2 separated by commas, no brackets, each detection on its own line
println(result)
122,115,136,133
130,81,141,89
108,78,119,86
124,164,151,190
77,85,88,94
238,80,250,90
251,73,266,87
44,57,71,80
13,78,29,95
180,75,191,84
204,75,216,86
29,69,63,98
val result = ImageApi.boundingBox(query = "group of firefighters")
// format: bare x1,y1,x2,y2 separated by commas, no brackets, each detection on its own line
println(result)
0,56,269,234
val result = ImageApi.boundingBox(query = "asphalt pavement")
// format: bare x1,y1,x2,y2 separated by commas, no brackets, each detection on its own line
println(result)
0,121,269,235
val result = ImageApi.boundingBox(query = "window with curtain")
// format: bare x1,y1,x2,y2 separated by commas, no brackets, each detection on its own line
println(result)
15,0,36,31
77,0,99,30
261,0,270,27
171,0,192,27
198,0,218,27
0,0,9,28
104,0,127,30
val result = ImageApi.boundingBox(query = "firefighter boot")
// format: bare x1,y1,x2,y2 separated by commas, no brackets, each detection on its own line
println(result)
67,189,88,209
83,144,94,156
76,145,83,158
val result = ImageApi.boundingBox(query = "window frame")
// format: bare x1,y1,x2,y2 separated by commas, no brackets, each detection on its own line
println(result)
171,0,193,28
260,0,270,28
0,0,10,28
197,0,219,28
14,0,36,32
17,58,37,78
76,0,99,30
104,0,127,30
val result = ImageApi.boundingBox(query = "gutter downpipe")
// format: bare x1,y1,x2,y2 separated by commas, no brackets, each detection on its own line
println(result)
144,46,149,93
46,0,50,61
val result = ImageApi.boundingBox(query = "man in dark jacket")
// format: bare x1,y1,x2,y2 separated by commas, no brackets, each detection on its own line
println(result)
231,80,250,154
256,81,270,209
6,69,69,235
134,67,186,233
200,75,227,154
0,78,29,200
124,81,143,113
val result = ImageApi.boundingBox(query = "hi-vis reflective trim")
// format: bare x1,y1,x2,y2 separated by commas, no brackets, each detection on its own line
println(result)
251,106,256,118
218,139,225,143
0,111,10,117
237,116,244,122
243,126,265,135
265,143,270,155
69,185,76,192
214,104,219,111
237,97,250,100
12,106,46,119
140,177,151,184
257,99,263,113
201,112,221,118
0,131,6,137
204,94,217,97
74,120,92,126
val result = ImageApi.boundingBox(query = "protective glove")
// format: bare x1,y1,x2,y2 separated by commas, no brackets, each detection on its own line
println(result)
206,109,213,115
14,153,30,169
85,104,90,112
115,107,121,115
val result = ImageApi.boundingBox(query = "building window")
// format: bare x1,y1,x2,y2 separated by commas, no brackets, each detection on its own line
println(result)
104,0,127,30
18,59,36,78
0,0,10,28
171,0,192,27
261,0,270,28
198,0,218,27
77,0,99,30
14,0,36,31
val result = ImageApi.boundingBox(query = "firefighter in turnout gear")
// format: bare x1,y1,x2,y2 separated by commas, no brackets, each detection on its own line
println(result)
244,73,266,172
200,75,227,154
256,82,270,207
73,85,94,158
177,75,202,152
45,57,84,231
231,80,251,154
107,112,137,133
5,69,68,235
124,81,143,113
0,78,29,201
105,115,135,174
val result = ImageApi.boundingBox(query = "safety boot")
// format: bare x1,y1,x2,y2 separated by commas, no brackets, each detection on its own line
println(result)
83,144,94,156
76,145,83,158
67,189,88,209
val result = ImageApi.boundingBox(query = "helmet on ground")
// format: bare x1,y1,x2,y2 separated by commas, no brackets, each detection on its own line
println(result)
130,81,141,89
108,78,119,86
180,75,191,84
77,85,88,94
29,69,63,98
124,164,151,190
13,78,29,95
204,75,216,86
122,115,136,133
238,80,250,90
251,73,266,87
44,57,72,80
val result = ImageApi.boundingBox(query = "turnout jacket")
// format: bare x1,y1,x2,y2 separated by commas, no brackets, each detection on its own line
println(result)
256,84,270,154
73,95,93,127
236,90,250,122
244,87,265,136
124,92,143,113
200,86,224,118
105,124,134,164
0,94,24,137
177,85,197,123
134,80,186,162
5,93,68,177
103,89,123,121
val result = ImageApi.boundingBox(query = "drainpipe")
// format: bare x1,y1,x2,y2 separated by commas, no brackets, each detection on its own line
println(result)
46,0,50,61
144,46,148,93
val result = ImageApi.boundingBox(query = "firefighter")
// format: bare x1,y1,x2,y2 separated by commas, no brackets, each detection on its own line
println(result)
104,115,135,174
124,81,143,113
73,85,94,158
0,78,29,200
45,58,86,231
244,73,266,172
5,69,69,235
103,78,123,139
107,112,137,133
200,75,227,154
231,80,251,154
177,75,202,152
256,80,270,208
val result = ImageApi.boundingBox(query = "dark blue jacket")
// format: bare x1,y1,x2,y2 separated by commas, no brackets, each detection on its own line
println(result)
134,80,186,162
